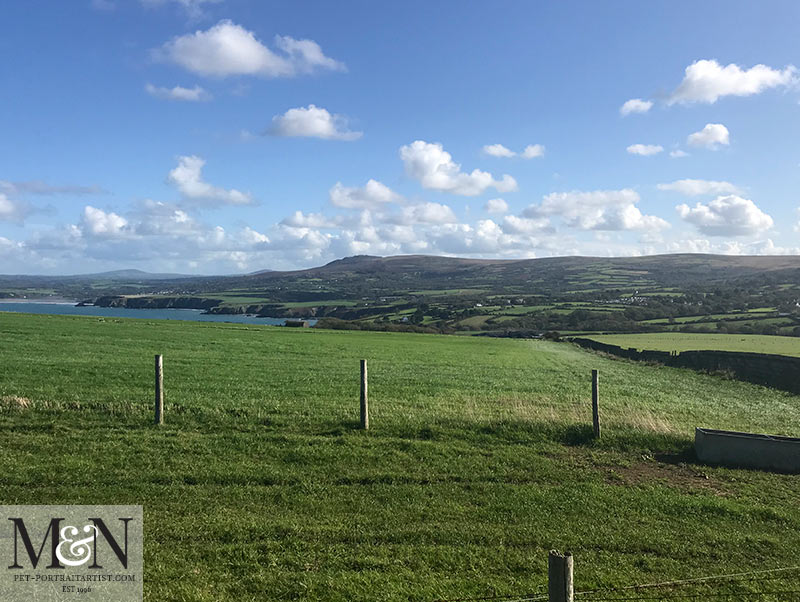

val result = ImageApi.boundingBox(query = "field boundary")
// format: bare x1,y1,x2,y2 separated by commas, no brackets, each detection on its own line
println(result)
570,337,800,394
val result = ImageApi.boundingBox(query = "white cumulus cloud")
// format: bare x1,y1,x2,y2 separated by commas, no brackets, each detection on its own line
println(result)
482,143,545,159
751,239,800,255
657,179,741,196
501,215,550,234
627,144,663,156
167,155,253,205
397,202,458,225
155,20,345,78
665,238,715,254
145,83,210,101
522,144,545,159
669,150,689,158
665,238,799,256
484,198,509,214
483,144,515,158
281,211,339,229
329,179,401,209
620,98,653,115
400,140,517,196
239,226,270,246
80,206,130,238
0,193,31,223
132,200,200,237
668,59,797,105
687,123,729,149
676,195,774,236
425,219,550,257
525,189,669,231
267,105,361,141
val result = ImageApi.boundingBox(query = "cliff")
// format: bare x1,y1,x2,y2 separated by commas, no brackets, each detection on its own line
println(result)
93,296,223,311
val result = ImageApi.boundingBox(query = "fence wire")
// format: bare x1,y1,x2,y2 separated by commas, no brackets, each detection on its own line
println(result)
437,565,800,602
571,592,800,601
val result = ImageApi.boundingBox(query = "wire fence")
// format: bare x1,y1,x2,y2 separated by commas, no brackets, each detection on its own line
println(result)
573,593,800,601
436,565,800,602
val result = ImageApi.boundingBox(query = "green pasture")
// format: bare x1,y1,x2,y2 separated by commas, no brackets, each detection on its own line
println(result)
1,312,799,600
587,332,800,357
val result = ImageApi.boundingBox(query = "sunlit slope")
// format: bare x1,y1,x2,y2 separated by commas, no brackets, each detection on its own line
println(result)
588,332,800,358
1,312,799,601
2,312,799,435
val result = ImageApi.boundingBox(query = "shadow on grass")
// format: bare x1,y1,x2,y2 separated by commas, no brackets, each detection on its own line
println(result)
654,447,698,466
563,423,595,446
384,418,693,453
5,404,693,459
342,420,365,432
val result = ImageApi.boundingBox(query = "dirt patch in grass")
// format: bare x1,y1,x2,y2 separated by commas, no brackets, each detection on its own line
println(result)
606,459,731,496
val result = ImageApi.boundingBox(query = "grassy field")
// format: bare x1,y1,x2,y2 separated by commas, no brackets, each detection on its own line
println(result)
2,312,800,600
588,332,800,357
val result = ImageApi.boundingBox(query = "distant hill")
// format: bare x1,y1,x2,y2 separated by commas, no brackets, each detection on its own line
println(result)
2,254,799,309
243,253,800,289
70,269,194,281
0,253,800,290
4,253,799,286
0,269,197,281
245,268,275,276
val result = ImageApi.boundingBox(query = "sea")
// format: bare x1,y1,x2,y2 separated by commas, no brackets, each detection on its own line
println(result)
0,300,313,326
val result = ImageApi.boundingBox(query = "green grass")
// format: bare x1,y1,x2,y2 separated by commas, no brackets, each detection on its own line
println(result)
641,312,776,324
1,312,800,600
498,305,553,314
282,300,360,308
456,314,492,327
587,332,800,357
215,298,272,305
407,288,490,295
642,291,685,297
734,317,795,327
492,315,519,323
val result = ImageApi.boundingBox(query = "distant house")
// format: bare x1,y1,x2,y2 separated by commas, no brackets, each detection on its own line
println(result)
285,320,310,328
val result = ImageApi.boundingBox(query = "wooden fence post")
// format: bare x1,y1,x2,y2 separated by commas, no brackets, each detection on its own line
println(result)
360,359,369,430
548,550,573,602
591,369,600,439
155,354,164,425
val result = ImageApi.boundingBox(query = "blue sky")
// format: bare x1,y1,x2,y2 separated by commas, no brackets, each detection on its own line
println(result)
1,0,799,274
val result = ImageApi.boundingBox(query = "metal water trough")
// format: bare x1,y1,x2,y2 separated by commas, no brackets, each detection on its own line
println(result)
695,427,800,473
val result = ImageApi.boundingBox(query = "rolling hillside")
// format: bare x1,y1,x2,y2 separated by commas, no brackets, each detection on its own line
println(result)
2,254,800,337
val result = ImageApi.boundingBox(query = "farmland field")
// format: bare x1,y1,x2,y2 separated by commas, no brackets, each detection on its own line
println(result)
587,332,800,357
1,312,800,600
